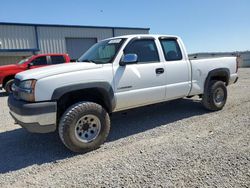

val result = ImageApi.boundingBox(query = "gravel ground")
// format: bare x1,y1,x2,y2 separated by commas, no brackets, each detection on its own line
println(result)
0,68,249,187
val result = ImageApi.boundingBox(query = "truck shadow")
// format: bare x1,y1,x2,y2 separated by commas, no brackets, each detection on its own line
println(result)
108,98,207,142
0,98,208,174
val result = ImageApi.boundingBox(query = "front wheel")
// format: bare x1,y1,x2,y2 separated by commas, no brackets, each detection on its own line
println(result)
202,80,227,111
58,102,110,153
4,79,14,94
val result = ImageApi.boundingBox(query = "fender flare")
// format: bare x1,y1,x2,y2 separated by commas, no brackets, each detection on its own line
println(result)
51,82,115,112
204,68,230,92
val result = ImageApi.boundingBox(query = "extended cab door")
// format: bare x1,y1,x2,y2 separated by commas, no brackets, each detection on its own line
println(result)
159,37,191,100
113,38,167,111
48,55,67,65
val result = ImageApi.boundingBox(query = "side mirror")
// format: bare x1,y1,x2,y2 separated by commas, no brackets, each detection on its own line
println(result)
27,62,34,69
119,54,138,66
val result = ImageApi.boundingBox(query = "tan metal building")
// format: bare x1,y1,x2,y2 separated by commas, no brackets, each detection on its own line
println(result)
0,22,149,65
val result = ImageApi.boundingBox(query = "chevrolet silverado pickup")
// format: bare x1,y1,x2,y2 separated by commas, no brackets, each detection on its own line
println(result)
0,53,71,94
8,35,239,153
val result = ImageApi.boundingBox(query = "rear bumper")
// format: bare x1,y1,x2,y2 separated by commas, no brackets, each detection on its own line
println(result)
234,76,238,83
8,95,57,133
229,73,238,85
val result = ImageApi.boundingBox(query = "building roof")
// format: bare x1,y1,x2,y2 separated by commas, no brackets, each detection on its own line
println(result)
0,22,150,31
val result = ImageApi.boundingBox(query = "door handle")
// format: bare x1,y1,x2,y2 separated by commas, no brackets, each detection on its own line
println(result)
155,68,164,74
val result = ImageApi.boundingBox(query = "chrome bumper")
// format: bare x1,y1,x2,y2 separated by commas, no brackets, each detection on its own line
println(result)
8,95,57,133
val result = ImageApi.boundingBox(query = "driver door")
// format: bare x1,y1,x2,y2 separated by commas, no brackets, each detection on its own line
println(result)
29,56,49,69
113,38,167,111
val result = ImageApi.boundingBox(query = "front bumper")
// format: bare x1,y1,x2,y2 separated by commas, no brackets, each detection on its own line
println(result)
8,95,57,133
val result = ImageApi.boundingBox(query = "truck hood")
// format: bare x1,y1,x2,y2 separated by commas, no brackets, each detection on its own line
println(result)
15,62,103,81
0,64,21,71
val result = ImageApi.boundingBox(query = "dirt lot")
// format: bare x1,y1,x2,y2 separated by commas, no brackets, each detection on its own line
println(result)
0,69,249,187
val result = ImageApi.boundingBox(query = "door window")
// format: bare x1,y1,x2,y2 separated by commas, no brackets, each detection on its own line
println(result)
124,39,159,63
31,56,48,66
51,55,65,64
160,39,183,61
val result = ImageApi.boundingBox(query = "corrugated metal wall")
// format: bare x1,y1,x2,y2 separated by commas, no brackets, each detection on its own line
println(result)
0,24,149,54
37,27,113,54
37,27,149,54
0,23,149,65
0,25,36,49
0,51,33,56
114,28,149,37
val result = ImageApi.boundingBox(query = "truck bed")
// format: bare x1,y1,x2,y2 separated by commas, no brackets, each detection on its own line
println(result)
189,56,237,96
188,53,237,60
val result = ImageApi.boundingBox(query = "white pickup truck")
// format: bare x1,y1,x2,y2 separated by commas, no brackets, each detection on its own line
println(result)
8,34,239,153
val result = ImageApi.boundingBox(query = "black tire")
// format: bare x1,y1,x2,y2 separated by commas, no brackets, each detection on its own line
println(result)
202,80,227,111
4,79,14,94
58,102,110,153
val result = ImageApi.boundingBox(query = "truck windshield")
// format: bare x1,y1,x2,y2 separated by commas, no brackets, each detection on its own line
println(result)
17,56,32,65
78,38,126,64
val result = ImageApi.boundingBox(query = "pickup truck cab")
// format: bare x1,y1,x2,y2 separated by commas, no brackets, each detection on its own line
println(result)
0,53,71,93
8,34,238,153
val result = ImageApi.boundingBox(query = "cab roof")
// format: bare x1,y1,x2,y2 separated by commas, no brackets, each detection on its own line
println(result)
110,34,179,40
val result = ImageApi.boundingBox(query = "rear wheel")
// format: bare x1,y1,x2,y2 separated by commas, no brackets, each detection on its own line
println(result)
202,80,227,111
58,102,110,153
4,79,14,94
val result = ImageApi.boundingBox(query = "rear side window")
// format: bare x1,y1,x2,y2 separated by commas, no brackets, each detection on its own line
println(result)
124,39,159,63
31,56,48,66
160,39,183,61
51,55,65,64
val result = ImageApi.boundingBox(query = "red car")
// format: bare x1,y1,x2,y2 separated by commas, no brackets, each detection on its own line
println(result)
0,53,71,94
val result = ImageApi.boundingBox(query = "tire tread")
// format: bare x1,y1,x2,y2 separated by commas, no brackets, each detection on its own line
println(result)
202,80,227,111
59,102,110,153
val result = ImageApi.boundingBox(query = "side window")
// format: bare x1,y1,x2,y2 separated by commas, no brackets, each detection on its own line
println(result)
160,39,183,61
51,55,65,64
31,56,48,66
124,39,159,63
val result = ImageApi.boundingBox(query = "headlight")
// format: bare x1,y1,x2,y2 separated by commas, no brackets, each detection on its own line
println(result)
19,80,36,89
18,79,37,102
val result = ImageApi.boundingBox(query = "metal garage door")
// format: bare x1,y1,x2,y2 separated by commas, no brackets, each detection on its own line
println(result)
66,38,97,61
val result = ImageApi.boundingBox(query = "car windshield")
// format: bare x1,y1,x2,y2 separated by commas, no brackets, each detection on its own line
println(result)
17,56,32,65
78,38,126,64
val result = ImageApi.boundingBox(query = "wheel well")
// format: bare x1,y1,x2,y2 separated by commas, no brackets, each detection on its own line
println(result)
204,69,229,92
210,75,228,85
56,88,110,122
3,75,15,88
